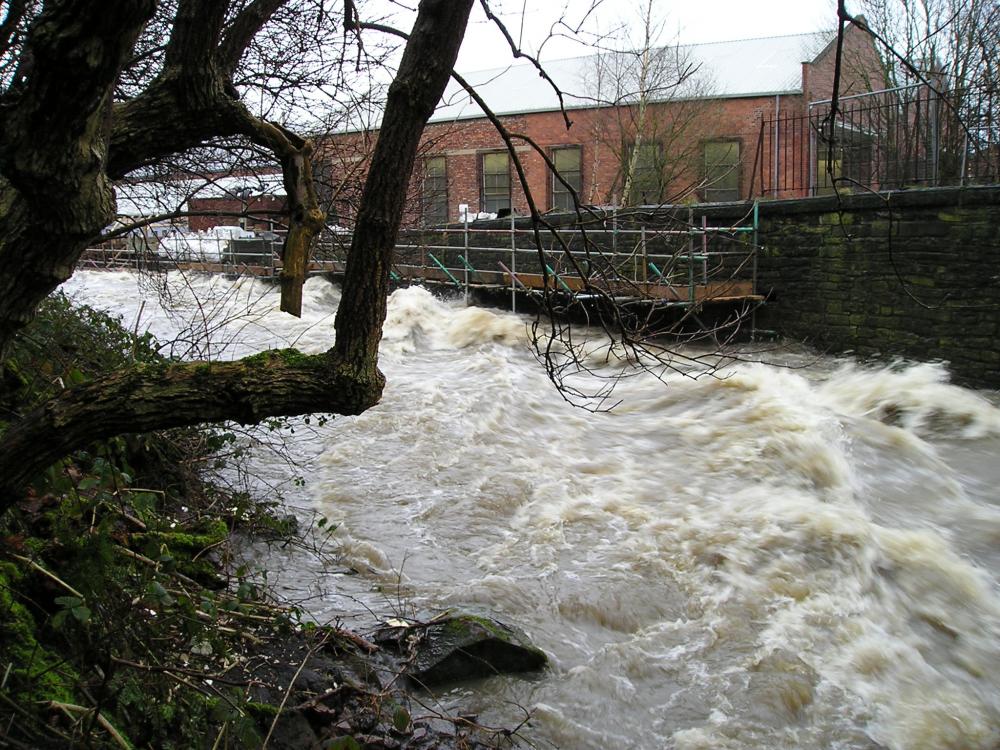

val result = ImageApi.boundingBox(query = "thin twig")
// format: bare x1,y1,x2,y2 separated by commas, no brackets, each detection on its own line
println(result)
47,701,131,750
9,554,85,599
111,656,255,687
261,633,329,749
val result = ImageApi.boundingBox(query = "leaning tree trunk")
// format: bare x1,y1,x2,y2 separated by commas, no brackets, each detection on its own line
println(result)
0,0,156,360
333,0,472,369
0,0,474,504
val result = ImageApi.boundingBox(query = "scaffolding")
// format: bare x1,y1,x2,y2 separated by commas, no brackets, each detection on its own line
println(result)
81,204,764,325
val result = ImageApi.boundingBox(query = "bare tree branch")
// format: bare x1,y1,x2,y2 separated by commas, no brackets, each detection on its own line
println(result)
219,0,288,75
163,0,229,69
477,0,573,128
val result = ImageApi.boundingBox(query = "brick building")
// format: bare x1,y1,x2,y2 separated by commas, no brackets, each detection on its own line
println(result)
318,20,882,227
185,21,882,230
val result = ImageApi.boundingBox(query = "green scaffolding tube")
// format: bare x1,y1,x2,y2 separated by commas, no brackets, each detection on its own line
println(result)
545,264,573,293
427,253,462,289
458,255,477,276
648,262,668,283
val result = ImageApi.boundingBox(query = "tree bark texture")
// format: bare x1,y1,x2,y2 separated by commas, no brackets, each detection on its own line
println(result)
334,0,474,369
0,0,156,358
0,0,474,503
0,351,382,497
0,0,323,357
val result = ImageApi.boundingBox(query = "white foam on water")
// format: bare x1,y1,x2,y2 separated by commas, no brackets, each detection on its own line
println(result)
819,361,1000,438
59,271,1000,749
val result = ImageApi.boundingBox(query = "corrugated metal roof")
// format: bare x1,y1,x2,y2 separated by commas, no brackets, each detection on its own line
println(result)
432,31,831,123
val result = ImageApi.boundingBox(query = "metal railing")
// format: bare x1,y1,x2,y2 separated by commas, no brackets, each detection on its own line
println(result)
329,207,760,312
83,207,762,312
753,82,999,197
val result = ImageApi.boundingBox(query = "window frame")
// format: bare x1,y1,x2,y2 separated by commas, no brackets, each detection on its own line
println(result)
480,150,511,215
701,139,742,202
550,145,583,212
421,155,449,225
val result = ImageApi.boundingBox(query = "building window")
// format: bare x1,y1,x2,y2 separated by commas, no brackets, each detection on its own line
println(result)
481,151,510,214
627,141,662,205
550,146,582,211
703,140,741,202
422,156,448,225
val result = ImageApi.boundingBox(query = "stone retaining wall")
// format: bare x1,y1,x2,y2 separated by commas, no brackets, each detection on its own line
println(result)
441,185,1000,387
747,186,1000,388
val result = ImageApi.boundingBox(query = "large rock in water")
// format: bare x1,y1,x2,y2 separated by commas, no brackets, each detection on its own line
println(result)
375,614,547,687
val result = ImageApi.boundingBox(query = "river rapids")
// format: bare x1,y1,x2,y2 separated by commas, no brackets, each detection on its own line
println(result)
62,271,1000,750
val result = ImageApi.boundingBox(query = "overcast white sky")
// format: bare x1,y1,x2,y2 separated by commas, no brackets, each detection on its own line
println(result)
449,0,840,71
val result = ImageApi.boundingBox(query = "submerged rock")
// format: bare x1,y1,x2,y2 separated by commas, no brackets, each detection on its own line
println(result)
375,614,548,687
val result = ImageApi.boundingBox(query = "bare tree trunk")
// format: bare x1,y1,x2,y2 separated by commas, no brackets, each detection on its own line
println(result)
0,0,156,359
334,0,473,370
620,0,655,205
0,0,474,504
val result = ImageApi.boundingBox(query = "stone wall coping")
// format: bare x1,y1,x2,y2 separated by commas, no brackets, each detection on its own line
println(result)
435,185,1000,230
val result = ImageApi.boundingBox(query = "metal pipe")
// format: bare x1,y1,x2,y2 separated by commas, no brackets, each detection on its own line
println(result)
427,253,462,289
545,264,573,293
640,225,647,283
701,214,708,285
497,261,527,289
612,206,618,255
960,133,969,187
810,83,922,106
510,212,516,313
773,94,780,196
687,207,695,304
463,212,470,303
751,199,760,341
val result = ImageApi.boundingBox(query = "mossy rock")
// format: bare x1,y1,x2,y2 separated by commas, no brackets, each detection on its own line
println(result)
377,614,547,687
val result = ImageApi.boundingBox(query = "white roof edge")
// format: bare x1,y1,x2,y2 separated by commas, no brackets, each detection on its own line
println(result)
452,30,833,78
425,88,805,125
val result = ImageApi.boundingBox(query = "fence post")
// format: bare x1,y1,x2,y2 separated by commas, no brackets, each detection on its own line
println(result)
641,225,647,284
687,207,695,304
612,206,618,255
751,200,759,341
463,214,470,304
701,214,708,284
960,133,969,187
808,119,816,196
748,118,764,199
510,212,516,313
931,87,940,186
421,231,426,285
773,98,781,197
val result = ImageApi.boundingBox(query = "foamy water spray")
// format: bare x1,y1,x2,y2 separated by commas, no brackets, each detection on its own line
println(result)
63,271,1000,750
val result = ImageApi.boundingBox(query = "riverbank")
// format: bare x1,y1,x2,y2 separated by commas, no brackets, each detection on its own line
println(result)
0,293,538,749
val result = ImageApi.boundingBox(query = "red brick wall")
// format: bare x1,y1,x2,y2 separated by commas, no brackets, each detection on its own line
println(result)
388,94,790,220
187,25,883,230
188,194,285,232
804,22,886,104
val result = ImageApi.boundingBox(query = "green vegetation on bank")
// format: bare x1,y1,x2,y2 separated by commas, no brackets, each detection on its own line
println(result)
0,294,511,750
0,294,291,748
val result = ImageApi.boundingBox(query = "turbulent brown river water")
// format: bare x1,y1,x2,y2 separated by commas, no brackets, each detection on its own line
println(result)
64,271,1000,750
